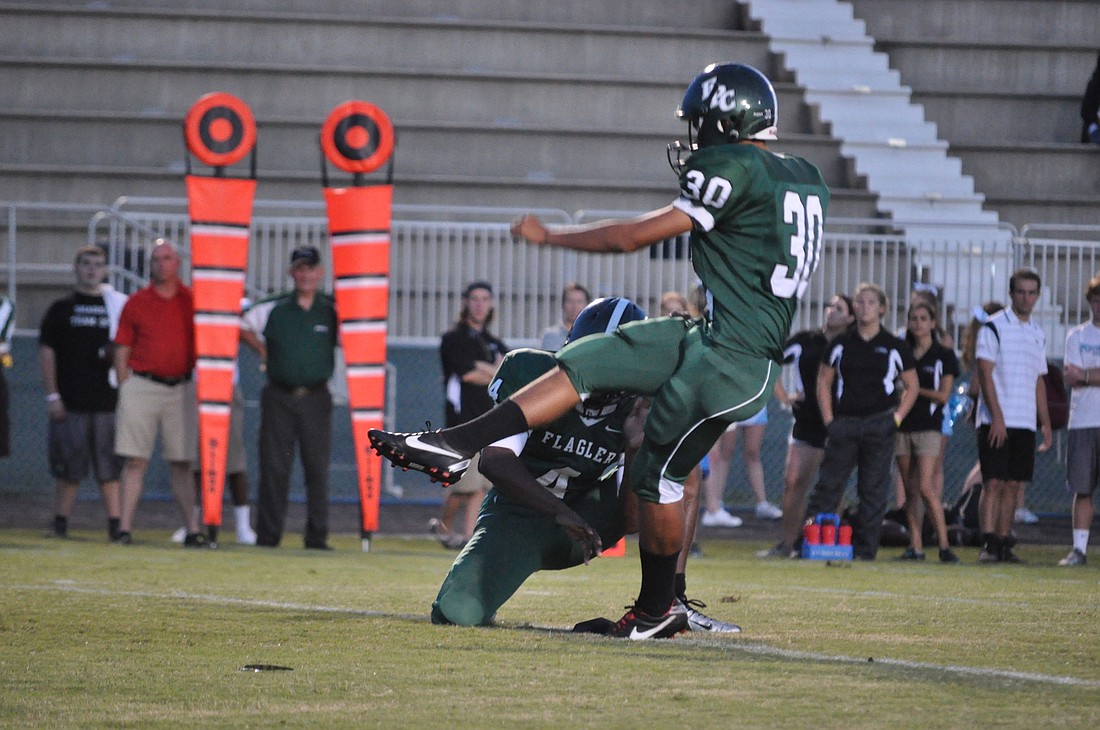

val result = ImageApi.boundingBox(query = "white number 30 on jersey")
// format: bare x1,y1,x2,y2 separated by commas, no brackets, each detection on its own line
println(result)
770,191,824,299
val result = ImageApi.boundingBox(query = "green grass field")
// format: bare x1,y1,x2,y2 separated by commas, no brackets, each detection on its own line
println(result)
1,530,1098,728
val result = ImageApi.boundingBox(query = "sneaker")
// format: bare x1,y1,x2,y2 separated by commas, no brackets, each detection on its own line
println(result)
938,548,960,564
183,532,209,548
170,526,187,544
1058,548,1087,566
896,548,926,561
236,524,258,546
304,541,333,551
368,428,470,485
1014,508,1039,525
755,501,783,520
676,598,741,633
52,515,68,538
977,547,1000,563
608,604,688,640
701,509,743,528
756,542,794,558
428,518,453,547
999,545,1024,564
112,531,132,545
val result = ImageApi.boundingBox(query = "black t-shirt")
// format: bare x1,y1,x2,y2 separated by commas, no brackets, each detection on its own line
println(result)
823,327,916,418
39,292,118,412
783,329,828,429
440,323,508,427
899,340,960,432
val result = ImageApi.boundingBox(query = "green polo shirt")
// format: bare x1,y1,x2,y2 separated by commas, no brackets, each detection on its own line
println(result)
242,292,338,387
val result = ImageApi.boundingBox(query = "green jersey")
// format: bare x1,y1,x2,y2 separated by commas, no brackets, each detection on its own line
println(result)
673,143,829,361
489,348,632,499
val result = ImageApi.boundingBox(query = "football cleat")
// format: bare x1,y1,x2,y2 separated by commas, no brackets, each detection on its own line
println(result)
608,604,688,640
676,598,742,633
1058,548,1087,566
367,428,470,486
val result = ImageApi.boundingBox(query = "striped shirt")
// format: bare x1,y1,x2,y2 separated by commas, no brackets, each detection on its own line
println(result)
975,308,1047,431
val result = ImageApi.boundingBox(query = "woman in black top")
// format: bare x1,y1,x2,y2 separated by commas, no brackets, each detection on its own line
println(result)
896,301,960,563
804,283,919,560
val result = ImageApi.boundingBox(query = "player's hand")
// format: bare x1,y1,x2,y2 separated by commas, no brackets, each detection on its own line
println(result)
510,214,549,246
1064,363,1085,387
1037,423,1053,452
987,417,1007,448
556,510,602,564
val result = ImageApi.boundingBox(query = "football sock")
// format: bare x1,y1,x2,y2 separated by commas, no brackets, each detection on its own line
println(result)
636,548,679,617
439,400,528,455
1073,529,1089,554
674,572,687,603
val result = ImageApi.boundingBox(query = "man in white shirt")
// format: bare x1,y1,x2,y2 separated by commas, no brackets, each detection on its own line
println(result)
1059,273,1100,566
974,268,1052,563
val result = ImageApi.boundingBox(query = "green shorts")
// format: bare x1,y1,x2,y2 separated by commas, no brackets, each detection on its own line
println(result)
431,481,623,626
556,316,778,504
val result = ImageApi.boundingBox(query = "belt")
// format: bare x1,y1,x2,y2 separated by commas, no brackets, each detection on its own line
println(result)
133,370,191,386
270,381,327,397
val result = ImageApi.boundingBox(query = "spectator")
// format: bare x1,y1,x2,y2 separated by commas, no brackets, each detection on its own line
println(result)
804,283,919,560
430,281,507,550
895,300,960,563
974,269,1052,563
1080,50,1100,144
0,295,11,468
759,293,853,558
112,239,201,546
703,405,782,524
39,244,127,540
1058,273,1100,566
241,246,338,550
540,283,591,351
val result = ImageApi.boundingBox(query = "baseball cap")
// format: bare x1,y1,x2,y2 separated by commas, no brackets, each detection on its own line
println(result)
462,280,493,298
290,246,321,267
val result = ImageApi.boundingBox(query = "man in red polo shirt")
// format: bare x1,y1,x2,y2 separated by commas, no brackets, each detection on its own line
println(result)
112,239,202,546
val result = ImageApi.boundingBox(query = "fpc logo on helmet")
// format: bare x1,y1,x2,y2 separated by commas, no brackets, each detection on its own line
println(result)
701,77,738,112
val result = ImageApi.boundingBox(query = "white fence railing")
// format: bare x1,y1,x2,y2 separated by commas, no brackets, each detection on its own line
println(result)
5,198,1100,356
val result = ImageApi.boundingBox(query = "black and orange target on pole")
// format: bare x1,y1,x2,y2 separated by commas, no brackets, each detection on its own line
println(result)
320,101,395,548
183,92,258,544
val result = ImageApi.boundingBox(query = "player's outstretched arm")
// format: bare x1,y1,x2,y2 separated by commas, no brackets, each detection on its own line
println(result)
479,446,602,562
511,206,692,254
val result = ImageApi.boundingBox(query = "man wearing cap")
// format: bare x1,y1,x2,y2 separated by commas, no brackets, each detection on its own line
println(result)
112,239,201,546
429,281,508,549
241,246,338,550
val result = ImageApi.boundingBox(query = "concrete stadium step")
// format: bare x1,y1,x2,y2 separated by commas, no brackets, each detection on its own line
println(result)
914,92,1081,146
9,0,744,29
0,164,880,220
0,5,769,79
951,144,1100,201
849,0,1100,49
0,111,857,190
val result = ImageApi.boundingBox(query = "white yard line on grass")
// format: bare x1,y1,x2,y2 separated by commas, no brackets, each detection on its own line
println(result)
7,581,1100,689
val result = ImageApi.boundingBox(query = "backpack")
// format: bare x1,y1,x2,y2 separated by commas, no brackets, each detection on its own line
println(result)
1045,361,1069,431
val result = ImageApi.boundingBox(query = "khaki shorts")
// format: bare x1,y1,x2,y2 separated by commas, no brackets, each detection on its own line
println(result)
448,451,490,495
114,375,198,463
895,429,943,458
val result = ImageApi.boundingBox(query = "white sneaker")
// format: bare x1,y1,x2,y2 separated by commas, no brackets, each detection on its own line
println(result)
1014,508,1039,525
701,509,743,528
170,526,187,544
755,501,783,520
236,524,258,546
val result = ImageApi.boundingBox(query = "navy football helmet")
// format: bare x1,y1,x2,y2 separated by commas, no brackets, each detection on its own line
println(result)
668,63,778,172
565,296,647,344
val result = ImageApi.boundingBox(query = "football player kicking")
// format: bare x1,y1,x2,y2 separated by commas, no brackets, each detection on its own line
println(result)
432,297,739,634
373,63,830,639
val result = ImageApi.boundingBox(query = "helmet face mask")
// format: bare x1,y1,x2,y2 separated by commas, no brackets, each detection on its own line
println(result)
668,63,778,173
